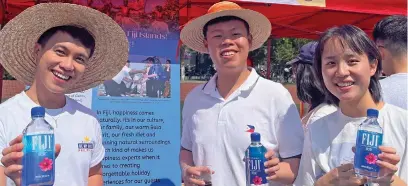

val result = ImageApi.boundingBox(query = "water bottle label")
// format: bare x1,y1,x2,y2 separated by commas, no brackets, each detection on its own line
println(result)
22,134,55,184
248,156,268,186
355,130,382,173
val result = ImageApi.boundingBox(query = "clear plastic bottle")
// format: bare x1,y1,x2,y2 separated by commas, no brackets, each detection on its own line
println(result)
245,132,268,186
22,106,55,186
354,108,383,179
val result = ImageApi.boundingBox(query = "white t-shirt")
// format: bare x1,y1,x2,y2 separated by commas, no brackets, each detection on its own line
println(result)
112,66,131,84
294,104,408,185
380,73,408,110
181,68,304,186
0,92,105,186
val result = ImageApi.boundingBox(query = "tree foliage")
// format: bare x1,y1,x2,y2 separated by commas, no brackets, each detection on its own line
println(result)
181,37,312,82
2,68,15,80
249,40,268,67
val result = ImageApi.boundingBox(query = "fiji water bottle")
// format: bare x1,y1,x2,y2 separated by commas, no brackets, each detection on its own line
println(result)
22,107,55,186
354,109,383,178
245,132,268,186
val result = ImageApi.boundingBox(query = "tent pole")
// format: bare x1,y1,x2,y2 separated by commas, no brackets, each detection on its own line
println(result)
186,0,190,21
0,64,3,103
0,0,3,103
266,36,272,79
0,0,4,26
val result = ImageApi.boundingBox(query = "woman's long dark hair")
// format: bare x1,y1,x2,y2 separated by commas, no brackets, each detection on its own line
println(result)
295,63,325,110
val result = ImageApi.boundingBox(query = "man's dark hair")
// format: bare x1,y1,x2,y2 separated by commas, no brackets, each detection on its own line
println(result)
145,57,155,63
37,26,96,57
203,16,250,39
295,63,325,110
314,25,383,105
373,15,407,57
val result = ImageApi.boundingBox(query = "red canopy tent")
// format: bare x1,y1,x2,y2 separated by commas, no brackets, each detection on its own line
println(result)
178,0,406,90
179,0,407,39
0,0,406,45
0,0,406,102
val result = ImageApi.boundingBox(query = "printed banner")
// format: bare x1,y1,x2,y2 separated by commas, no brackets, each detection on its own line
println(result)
66,0,181,185
235,0,326,7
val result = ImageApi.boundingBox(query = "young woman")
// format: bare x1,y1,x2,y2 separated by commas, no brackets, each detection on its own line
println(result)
295,25,407,186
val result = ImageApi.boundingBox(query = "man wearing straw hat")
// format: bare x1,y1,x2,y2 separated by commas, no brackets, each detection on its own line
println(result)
0,3,128,186
180,1,303,186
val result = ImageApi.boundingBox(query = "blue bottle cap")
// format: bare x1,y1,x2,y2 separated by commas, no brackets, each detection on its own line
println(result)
367,109,379,117
251,132,261,142
31,106,45,117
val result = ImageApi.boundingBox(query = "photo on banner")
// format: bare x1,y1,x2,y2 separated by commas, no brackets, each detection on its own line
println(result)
54,0,181,185
98,55,172,98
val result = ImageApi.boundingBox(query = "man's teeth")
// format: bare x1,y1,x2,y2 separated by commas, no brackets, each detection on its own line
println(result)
337,82,354,87
53,71,70,80
221,51,235,56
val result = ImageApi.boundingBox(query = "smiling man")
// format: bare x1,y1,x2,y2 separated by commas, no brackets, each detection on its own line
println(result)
179,1,304,186
0,3,128,186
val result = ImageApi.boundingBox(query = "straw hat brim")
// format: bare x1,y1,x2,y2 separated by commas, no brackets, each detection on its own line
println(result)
180,9,271,54
0,3,129,94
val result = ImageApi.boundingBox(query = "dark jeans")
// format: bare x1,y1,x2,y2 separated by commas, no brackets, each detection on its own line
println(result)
104,80,128,96
146,79,161,97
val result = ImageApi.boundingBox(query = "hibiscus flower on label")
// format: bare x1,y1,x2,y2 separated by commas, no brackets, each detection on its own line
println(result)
39,157,53,172
365,153,378,165
253,176,263,185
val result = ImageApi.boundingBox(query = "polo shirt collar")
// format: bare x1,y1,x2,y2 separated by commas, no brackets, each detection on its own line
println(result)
202,67,260,96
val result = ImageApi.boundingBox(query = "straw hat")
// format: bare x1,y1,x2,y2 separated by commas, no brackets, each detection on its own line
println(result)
180,1,271,54
0,3,129,93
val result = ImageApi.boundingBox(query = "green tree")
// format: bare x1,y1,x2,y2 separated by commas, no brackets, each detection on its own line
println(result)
268,38,312,82
2,68,15,80
249,40,268,67
179,37,312,82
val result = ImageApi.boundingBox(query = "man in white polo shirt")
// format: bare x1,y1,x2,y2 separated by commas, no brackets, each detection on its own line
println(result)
179,1,304,186
0,3,128,186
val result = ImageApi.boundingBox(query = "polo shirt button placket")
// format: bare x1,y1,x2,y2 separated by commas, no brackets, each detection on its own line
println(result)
218,103,227,126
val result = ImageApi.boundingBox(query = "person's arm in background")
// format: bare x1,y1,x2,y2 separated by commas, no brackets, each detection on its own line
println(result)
129,69,146,75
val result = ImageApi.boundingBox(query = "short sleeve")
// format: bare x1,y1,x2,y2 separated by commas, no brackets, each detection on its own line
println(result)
0,118,7,167
180,96,193,151
90,118,105,168
273,87,304,158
